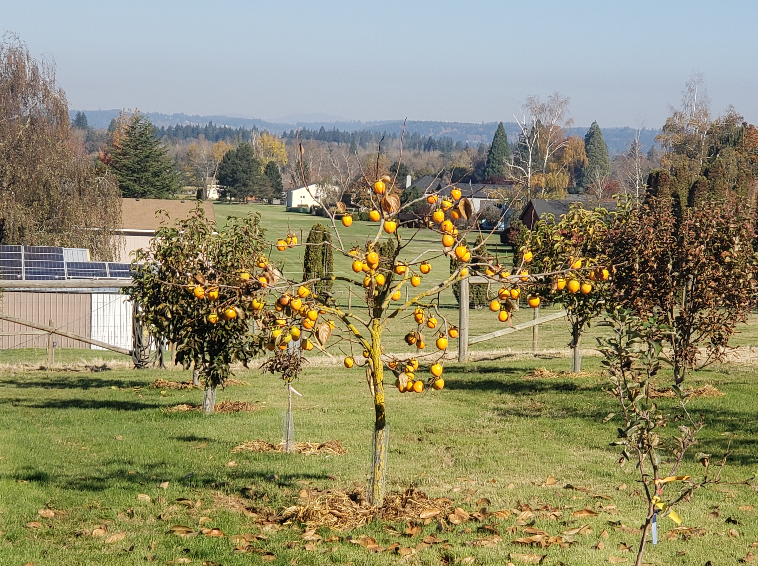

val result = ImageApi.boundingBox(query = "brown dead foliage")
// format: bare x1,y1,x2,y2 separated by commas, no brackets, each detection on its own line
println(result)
152,378,249,390
152,379,197,390
232,440,346,456
163,401,261,413
649,384,724,399
522,368,592,380
281,487,455,530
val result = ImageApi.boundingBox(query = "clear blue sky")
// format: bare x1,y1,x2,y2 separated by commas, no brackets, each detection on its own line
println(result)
4,0,757,128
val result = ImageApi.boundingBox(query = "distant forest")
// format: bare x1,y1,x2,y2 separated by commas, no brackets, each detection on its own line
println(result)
72,110,660,156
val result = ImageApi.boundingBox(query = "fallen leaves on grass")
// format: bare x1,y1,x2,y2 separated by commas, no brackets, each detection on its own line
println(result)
231,439,346,456
661,526,706,541
151,379,197,390
37,509,55,519
281,486,454,530
163,401,261,413
649,384,724,398
522,368,559,380
509,552,546,564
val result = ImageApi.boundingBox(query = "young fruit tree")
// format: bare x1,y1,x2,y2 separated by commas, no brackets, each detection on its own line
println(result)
125,207,269,413
605,187,757,385
261,152,549,505
598,307,730,566
519,203,613,372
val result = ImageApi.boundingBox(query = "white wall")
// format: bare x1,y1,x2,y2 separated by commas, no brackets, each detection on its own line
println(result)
286,186,319,209
91,294,132,351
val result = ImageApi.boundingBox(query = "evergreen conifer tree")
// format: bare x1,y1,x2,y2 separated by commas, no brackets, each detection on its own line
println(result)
582,121,611,190
264,160,284,199
109,112,181,198
302,223,334,296
217,143,269,201
483,122,510,181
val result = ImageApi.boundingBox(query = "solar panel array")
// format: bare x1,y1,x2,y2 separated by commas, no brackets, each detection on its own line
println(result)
0,246,132,280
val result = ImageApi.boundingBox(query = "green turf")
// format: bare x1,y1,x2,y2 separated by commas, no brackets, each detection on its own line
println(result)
0,356,756,565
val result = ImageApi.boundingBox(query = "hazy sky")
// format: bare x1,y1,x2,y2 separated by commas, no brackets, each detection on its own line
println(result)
4,0,757,128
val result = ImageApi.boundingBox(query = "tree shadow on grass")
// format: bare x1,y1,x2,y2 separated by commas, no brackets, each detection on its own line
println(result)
0,397,163,411
4,459,337,494
446,376,593,396
0,375,150,390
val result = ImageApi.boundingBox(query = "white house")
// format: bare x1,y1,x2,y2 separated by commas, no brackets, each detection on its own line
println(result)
285,184,320,209
285,183,339,210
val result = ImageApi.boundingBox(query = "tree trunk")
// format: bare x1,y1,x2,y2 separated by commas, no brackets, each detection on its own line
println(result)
635,505,655,566
202,384,217,414
192,367,200,387
571,330,582,373
368,319,387,506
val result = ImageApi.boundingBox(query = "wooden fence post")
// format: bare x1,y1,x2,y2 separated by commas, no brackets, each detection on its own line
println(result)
47,319,54,365
458,277,469,363
532,306,539,353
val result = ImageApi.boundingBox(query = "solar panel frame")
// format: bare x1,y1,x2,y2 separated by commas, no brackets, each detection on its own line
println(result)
66,262,108,279
106,263,133,278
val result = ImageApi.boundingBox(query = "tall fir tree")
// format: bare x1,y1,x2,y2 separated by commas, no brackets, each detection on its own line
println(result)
264,160,284,199
482,122,510,182
108,112,181,198
582,121,611,190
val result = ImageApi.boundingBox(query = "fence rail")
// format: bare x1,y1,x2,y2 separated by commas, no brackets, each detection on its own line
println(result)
457,276,567,362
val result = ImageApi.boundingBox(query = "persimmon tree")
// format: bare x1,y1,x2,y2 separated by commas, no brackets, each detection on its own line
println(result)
519,203,613,372
257,150,548,505
126,207,268,413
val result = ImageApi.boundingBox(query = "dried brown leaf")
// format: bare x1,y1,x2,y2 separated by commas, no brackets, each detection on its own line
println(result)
608,557,628,564
25,521,43,529
419,508,441,519
572,508,598,518
316,322,332,345
104,531,126,543
509,552,546,564
382,194,400,214
37,509,55,519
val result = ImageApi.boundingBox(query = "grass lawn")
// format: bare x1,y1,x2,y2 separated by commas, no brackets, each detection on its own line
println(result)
1,354,757,565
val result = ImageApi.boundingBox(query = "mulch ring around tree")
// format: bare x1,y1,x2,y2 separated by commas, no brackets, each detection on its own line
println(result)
151,378,249,390
521,367,593,380
232,440,347,456
649,383,725,399
280,486,464,531
163,400,261,413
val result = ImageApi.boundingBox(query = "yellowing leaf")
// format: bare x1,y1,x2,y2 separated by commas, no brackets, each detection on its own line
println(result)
37,509,54,519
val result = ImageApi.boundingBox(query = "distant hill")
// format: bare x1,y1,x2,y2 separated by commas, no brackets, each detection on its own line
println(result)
70,110,660,155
